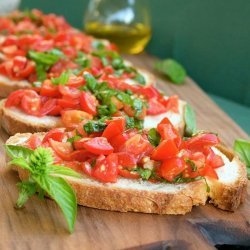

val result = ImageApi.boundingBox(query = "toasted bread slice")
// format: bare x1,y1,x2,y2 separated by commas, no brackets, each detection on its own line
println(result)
0,75,31,98
0,99,186,136
6,132,247,215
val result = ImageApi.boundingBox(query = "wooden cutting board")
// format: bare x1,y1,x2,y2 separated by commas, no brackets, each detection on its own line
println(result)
0,53,249,250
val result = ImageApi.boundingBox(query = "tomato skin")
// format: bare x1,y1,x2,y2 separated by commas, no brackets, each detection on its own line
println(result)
49,139,73,161
27,134,42,150
74,138,90,150
109,133,128,152
147,98,166,115
205,148,224,168
69,150,95,162
21,90,41,116
67,75,85,88
40,99,58,116
159,157,186,182
5,89,25,107
202,164,219,179
92,154,118,183
40,80,60,97
118,167,140,179
42,128,65,143
138,86,161,99
186,134,220,151
164,95,179,113
81,161,93,176
61,110,93,128
102,118,125,141
57,97,79,109
83,137,114,155
151,139,179,161
80,92,97,115
58,85,81,99
116,152,137,168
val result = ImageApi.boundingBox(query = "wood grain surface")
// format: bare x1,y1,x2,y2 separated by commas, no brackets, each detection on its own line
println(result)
0,53,249,250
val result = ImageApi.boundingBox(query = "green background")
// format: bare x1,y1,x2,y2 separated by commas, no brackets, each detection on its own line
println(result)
20,0,250,134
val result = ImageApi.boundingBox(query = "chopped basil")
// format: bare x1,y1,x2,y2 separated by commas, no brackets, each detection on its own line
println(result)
125,116,144,130
84,73,98,92
133,168,152,180
185,159,197,172
132,98,144,118
51,71,70,85
92,40,105,50
75,51,90,68
154,59,187,84
148,128,160,147
133,73,146,85
32,81,42,88
67,135,82,143
35,63,48,81
83,119,107,134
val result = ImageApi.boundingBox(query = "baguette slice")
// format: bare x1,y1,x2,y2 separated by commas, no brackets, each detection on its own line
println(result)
6,133,247,215
0,99,186,136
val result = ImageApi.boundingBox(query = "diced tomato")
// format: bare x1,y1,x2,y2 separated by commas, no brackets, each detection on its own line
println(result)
123,134,153,158
151,139,179,161
102,118,125,141
21,90,41,116
5,89,25,107
58,85,81,99
40,80,60,97
186,134,220,151
69,150,95,162
159,157,186,182
27,134,42,150
109,133,128,152
13,56,27,71
81,161,93,176
40,99,58,116
205,148,224,168
80,91,97,115
74,138,90,150
202,164,219,179
138,86,161,99
82,137,114,155
164,95,179,113
116,152,137,168
92,154,118,183
67,75,85,88
49,139,73,161
61,110,93,128
57,97,79,109
17,61,35,79
147,98,166,115
42,128,66,143
118,167,140,179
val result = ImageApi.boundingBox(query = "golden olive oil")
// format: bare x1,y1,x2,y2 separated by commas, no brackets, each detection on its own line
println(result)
85,22,151,54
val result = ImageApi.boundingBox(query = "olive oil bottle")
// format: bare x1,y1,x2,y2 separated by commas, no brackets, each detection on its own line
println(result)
84,0,151,54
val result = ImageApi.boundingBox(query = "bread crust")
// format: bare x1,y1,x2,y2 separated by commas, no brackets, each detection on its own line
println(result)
6,132,248,215
0,76,31,98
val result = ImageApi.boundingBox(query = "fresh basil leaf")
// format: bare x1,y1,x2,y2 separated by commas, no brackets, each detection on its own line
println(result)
133,73,146,85
5,145,32,160
48,165,82,178
28,50,61,65
154,59,186,84
148,128,160,147
132,99,144,118
51,71,70,85
184,104,197,137
112,57,124,70
125,116,143,130
234,139,250,179
67,135,82,143
34,175,77,233
35,63,48,81
97,105,111,116
9,158,32,172
116,92,132,105
84,73,98,92
16,181,37,208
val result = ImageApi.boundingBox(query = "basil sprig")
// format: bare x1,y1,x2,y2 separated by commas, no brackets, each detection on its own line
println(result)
148,128,160,147
5,145,81,233
184,104,197,137
154,59,187,84
234,139,250,179
51,71,70,85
